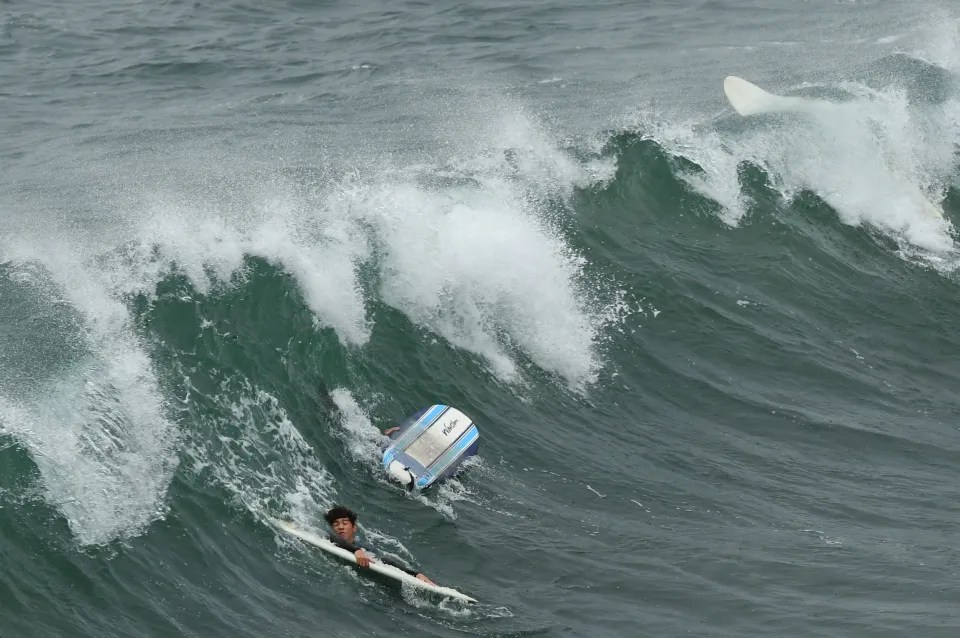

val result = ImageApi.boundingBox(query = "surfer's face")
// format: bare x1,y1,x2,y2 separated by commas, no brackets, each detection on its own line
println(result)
330,517,357,542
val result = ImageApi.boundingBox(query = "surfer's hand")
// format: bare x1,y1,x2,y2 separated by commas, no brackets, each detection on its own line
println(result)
415,573,435,585
383,426,400,436
355,549,370,568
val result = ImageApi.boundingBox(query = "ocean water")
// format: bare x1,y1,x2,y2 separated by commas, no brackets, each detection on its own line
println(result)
2,1,960,636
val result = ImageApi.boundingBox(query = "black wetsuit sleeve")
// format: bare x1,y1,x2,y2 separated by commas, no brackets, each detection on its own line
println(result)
326,534,421,575
377,555,420,577
326,533,368,554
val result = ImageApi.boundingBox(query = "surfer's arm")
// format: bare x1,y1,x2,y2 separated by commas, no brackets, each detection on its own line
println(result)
377,556,435,584
382,426,400,436
377,555,417,575
326,534,373,567
328,534,434,583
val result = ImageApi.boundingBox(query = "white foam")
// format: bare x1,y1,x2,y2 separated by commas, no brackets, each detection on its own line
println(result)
630,111,751,225
127,195,373,347
0,95,620,547
747,87,955,253
0,248,178,545
80,100,611,387
181,372,336,524
430,91,615,198
246,208,372,347
347,180,601,386
643,73,958,257
329,387,385,462
911,12,960,73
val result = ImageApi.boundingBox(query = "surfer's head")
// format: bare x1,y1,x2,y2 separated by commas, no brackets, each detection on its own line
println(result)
325,506,359,541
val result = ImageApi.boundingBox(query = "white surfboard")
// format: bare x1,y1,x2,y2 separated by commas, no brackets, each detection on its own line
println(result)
271,519,477,604
723,75,828,116
723,76,944,220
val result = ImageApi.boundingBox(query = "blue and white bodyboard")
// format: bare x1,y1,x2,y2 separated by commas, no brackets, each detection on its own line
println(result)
382,405,479,490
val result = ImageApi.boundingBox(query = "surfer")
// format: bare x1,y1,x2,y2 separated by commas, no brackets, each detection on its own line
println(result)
324,506,435,584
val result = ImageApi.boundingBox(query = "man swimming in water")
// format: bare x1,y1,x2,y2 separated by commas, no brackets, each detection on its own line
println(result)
324,506,435,584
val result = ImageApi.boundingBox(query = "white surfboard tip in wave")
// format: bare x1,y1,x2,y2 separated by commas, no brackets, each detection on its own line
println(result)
722,75,818,116
722,76,945,221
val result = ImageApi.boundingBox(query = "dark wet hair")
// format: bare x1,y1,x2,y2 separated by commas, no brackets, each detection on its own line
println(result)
324,506,357,525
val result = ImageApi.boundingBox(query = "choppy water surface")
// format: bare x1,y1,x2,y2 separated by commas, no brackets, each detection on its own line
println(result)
2,2,960,636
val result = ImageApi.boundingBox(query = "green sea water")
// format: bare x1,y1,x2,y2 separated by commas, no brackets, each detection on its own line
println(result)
2,2,960,636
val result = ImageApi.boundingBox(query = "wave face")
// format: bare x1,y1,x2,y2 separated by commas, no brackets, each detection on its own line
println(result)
1,2,959,637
